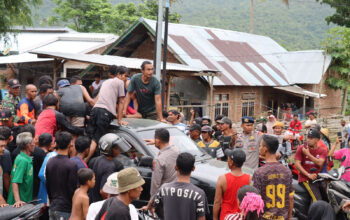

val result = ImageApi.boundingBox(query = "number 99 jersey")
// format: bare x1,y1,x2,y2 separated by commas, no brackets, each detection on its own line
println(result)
253,162,294,220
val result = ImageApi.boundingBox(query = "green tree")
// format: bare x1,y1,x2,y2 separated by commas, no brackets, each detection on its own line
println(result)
316,0,350,27
48,0,181,35
48,0,114,32
0,0,41,41
323,26,350,115
250,0,289,33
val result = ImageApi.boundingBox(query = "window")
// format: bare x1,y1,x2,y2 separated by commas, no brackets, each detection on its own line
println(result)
242,101,255,117
214,94,229,117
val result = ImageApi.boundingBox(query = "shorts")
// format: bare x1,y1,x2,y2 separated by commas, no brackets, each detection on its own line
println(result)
142,111,158,120
66,116,85,127
87,107,114,143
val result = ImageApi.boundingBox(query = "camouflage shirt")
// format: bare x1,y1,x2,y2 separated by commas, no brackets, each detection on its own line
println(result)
1,93,20,123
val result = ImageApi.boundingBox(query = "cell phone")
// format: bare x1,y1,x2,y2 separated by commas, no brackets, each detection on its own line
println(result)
338,132,342,138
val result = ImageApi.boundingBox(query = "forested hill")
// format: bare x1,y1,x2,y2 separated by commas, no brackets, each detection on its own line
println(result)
33,0,335,51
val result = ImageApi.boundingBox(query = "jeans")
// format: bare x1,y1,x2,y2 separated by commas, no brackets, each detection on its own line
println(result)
49,210,71,220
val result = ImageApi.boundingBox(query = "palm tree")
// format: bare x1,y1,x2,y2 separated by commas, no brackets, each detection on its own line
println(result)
250,0,289,33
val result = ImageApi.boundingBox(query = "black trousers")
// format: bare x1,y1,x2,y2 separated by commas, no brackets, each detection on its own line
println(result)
87,107,114,143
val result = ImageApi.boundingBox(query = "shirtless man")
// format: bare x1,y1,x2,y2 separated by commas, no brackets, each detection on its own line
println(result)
70,168,95,220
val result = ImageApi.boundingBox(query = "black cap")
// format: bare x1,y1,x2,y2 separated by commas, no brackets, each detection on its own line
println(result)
215,114,224,121
221,117,232,125
307,129,320,139
0,109,12,121
225,148,246,166
242,116,254,124
7,79,21,88
190,124,201,132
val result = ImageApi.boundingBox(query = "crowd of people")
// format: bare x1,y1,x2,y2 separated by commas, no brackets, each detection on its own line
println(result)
0,61,349,220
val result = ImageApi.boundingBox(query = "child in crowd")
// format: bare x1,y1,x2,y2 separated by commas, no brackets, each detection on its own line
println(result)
224,185,264,220
70,168,96,220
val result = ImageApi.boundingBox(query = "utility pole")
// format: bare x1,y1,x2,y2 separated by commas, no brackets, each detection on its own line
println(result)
250,0,254,33
318,46,327,117
161,0,170,109
155,0,164,80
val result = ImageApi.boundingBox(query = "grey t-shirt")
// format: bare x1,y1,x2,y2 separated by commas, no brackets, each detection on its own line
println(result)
127,73,161,115
153,182,209,220
94,78,125,116
57,85,86,117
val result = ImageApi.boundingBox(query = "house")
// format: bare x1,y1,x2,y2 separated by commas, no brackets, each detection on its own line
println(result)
103,17,341,122
0,27,118,90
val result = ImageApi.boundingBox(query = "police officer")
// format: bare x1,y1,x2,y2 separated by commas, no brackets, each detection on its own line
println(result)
234,116,262,170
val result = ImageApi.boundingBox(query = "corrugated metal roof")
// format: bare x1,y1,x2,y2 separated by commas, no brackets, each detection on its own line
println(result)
141,18,290,86
31,51,218,73
0,53,52,64
276,50,331,84
0,29,118,54
274,85,326,98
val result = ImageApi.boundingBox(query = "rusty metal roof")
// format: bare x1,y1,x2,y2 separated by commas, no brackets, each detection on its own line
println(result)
141,18,290,86
30,51,218,73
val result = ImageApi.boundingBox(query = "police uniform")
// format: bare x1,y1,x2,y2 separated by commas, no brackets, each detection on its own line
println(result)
234,117,262,170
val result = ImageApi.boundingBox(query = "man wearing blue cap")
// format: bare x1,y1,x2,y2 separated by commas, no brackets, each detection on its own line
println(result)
234,116,262,170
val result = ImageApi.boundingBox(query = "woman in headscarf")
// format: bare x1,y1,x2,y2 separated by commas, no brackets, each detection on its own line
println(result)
266,115,276,134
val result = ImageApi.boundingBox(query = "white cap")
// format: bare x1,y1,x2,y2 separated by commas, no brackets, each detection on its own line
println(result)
102,172,119,195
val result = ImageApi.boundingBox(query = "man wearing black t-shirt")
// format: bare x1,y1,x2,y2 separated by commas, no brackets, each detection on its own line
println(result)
0,126,13,197
144,152,209,220
46,132,78,220
218,117,235,160
90,133,124,203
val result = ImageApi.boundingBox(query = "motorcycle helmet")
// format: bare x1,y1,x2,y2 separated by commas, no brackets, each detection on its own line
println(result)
99,133,131,156
201,116,211,126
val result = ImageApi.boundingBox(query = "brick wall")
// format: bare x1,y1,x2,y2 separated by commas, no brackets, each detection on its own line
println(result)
130,37,180,64
214,82,341,123
299,71,342,117
214,86,264,122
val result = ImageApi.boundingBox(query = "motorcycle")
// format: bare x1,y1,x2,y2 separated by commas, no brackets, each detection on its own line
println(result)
0,202,45,220
317,165,350,219
279,152,299,180
287,128,303,151
293,157,350,220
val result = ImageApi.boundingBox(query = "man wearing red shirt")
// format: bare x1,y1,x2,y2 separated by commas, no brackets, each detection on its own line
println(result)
289,114,302,132
294,129,327,202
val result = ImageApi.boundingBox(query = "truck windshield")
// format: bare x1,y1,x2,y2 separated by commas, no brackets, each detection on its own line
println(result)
137,128,206,157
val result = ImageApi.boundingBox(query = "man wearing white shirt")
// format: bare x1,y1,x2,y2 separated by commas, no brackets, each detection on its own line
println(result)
86,172,138,220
